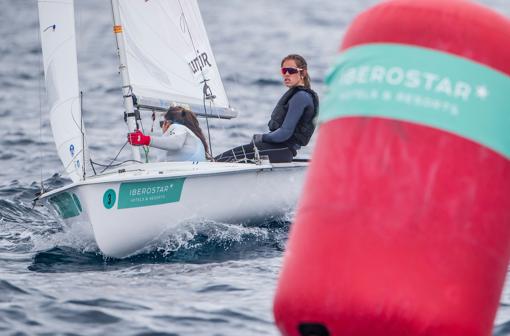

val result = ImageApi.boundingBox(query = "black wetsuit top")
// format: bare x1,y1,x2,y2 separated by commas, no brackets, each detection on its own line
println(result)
262,90,314,148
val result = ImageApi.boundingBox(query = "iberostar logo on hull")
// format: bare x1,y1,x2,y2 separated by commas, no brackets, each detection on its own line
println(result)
116,178,185,209
321,43,510,159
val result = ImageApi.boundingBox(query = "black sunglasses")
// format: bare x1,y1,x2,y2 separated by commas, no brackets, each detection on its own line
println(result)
159,120,170,128
281,67,302,75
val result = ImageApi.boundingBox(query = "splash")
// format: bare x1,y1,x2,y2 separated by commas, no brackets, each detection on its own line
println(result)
30,218,98,254
131,214,293,262
1,175,295,263
154,220,271,256
0,178,98,255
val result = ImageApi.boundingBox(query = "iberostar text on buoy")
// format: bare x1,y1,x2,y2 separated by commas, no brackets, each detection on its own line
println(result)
273,0,510,335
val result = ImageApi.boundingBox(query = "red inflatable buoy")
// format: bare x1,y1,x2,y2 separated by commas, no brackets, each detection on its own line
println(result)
274,1,510,335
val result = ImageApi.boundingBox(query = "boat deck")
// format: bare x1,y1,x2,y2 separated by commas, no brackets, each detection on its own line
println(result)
38,160,308,199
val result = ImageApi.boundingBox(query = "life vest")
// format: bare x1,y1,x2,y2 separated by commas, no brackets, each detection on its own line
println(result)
267,86,319,146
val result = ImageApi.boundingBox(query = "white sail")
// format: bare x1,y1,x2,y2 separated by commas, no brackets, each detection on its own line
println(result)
38,0,88,182
117,0,236,118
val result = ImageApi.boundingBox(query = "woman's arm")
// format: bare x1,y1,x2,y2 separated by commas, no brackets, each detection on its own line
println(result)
262,91,313,143
149,125,187,151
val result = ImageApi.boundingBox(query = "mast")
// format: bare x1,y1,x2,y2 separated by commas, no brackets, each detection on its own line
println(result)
110,0,141,162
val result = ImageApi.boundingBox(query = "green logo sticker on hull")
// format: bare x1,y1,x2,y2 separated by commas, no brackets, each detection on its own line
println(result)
321,43,510,159
118,178,185,209
103,189,116,209
49,192,82,219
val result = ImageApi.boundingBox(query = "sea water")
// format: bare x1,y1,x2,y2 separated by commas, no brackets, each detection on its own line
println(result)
1,0,509,335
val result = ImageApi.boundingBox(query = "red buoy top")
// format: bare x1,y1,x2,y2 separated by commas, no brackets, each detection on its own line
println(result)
341,0,510,76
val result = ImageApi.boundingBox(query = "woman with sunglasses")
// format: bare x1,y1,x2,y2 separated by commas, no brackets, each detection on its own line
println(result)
128,106,209,162
215,54,319,163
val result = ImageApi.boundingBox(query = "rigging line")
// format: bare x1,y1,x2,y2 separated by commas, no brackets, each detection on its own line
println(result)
158,2,197,50
61,148,84,173
76,3,87,180
240,145,248,163
210,99,221,119
90,158,97,176
37,17,45,194
100,140,130,174
177,1,203,66
37,147,86,188
177,0,214,155
80,91,86,180
60,139,135,177
57,141,133,179
138,113,150,163
203,94,213,157
51,96,83,132
200,78,213,157
133,2,196,58
176,3,210,88
91,159,142,168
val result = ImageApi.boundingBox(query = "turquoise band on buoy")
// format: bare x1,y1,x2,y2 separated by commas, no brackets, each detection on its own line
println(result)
320,44,510,159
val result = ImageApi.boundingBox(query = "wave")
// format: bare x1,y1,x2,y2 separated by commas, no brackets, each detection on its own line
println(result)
1,178,292,273
28,216,291,273
252,78,281,86
0,279,29,300
494,319,510,336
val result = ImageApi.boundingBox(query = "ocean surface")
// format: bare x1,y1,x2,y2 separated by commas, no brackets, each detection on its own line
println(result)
1,0,509,335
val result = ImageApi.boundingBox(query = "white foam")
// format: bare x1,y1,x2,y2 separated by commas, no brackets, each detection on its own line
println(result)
30,218,98,254
135,219,277,257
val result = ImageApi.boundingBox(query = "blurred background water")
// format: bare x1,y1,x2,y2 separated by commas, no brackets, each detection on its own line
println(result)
0,0,509,335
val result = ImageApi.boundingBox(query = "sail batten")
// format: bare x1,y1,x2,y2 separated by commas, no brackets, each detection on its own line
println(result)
117,0,235,118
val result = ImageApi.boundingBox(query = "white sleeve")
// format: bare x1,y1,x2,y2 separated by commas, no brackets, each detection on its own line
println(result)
149,125,187,151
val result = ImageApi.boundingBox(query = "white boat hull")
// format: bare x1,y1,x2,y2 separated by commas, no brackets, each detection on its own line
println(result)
40,161,307,258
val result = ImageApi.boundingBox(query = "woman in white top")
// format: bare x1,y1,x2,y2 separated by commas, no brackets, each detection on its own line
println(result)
128,106,208,162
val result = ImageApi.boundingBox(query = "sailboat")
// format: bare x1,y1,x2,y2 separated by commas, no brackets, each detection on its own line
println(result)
36,0,308,258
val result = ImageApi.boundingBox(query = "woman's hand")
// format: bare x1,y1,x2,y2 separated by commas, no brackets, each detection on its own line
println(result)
128,130,151,146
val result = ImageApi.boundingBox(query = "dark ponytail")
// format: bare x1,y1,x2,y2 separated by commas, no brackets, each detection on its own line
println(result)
281,54,311,89
165,106,210,157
